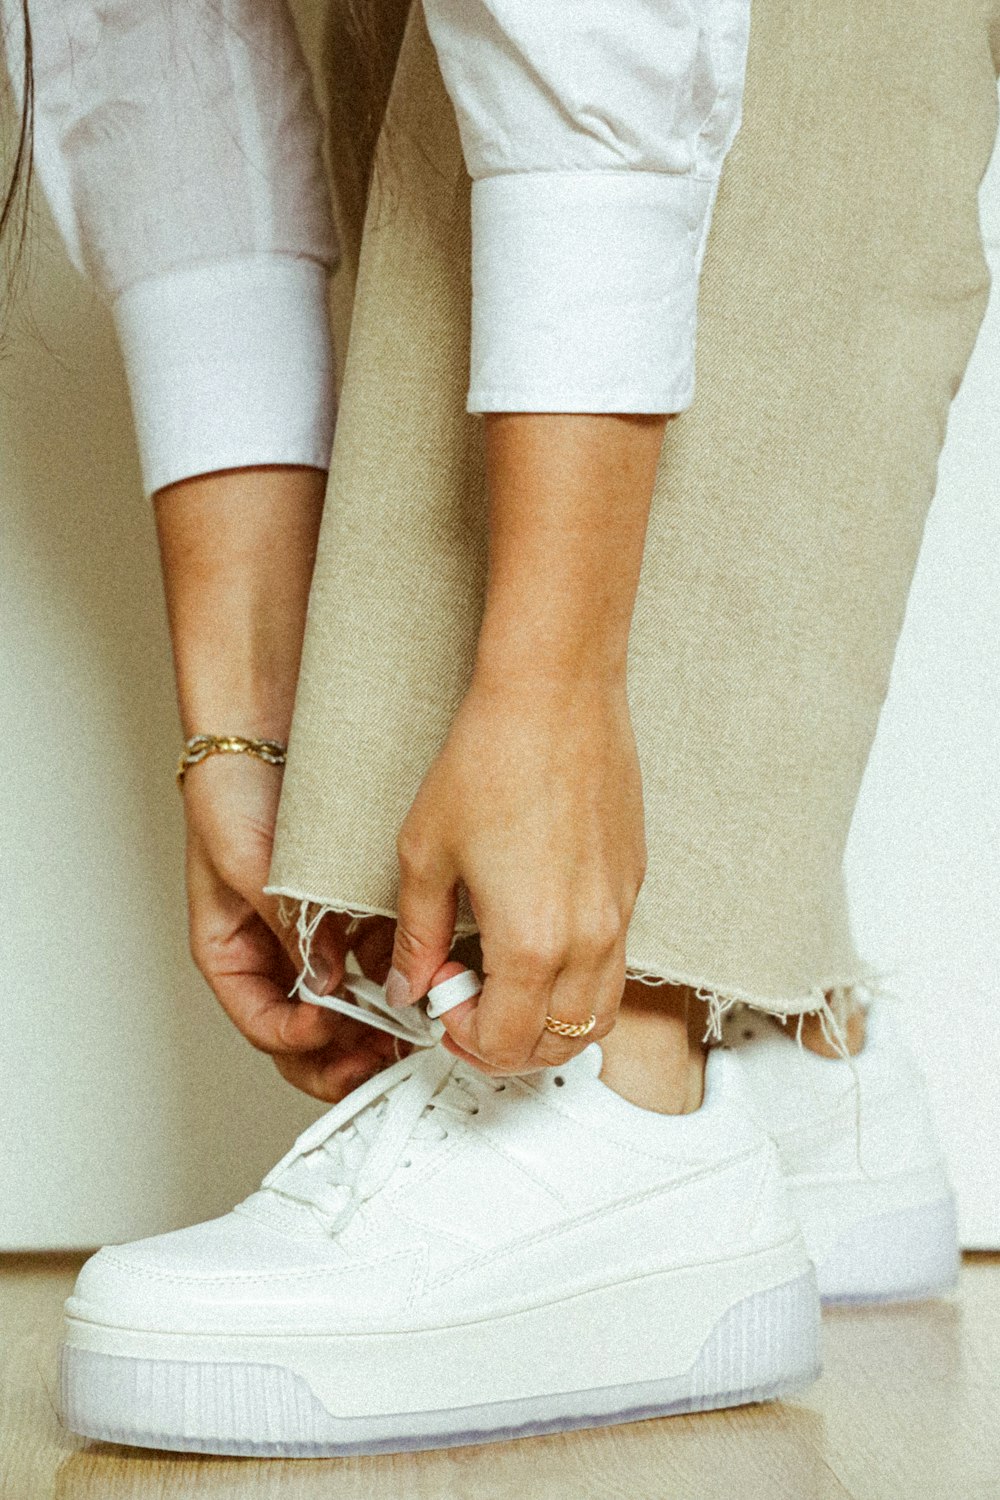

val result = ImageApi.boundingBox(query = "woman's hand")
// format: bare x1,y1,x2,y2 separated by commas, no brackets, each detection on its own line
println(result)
182,753,399,1101
156,465,400,1103
384,411,666,1075
386,678,647,1073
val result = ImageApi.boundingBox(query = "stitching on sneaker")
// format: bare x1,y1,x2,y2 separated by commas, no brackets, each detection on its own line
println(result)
428,1148,768,1293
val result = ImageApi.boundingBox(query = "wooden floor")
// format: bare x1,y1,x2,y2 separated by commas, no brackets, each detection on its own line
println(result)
2,1254,998,1500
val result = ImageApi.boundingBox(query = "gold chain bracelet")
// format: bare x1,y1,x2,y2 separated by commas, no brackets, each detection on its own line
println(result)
176,734,288,789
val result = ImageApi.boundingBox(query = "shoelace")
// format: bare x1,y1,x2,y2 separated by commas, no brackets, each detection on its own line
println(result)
261,972,497,1234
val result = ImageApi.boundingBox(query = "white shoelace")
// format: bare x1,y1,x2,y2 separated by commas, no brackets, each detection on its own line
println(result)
261,973,496,1234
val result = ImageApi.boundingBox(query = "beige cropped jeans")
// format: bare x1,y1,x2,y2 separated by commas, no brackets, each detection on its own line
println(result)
268,0,1000,1028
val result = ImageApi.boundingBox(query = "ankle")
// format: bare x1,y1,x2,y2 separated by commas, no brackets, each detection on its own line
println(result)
599,982,707,1115
798,995,867,1058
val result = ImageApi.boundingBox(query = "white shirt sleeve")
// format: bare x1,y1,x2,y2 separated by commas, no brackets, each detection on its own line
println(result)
18,0,340,496
423,0,752,414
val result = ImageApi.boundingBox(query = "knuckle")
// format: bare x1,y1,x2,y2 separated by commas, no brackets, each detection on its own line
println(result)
475,1026,531,1072
563,938,604,972
587,930,621,963
395,826,434,882
245,1029,275,1057
213,833,268,898
540,1039,581,1065
503,932,568,980
392,921,433,965
187,927,213,981
273,1054,328,1099
482,1041,530,1071
577,902,626,958
214,852,250,899
495,907,574,979
272,1054,296,1087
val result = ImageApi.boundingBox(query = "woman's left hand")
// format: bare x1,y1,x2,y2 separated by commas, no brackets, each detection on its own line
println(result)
182,753,403,1101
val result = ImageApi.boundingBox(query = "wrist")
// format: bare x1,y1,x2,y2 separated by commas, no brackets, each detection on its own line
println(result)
155,465,325,744
176,732,288,791
175,688,295,747
471,608,630,702
170,592,304,741
466,655,630,718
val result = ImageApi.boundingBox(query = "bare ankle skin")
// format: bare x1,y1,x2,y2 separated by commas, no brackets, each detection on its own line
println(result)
797,994,867,1058
599,981,706,1115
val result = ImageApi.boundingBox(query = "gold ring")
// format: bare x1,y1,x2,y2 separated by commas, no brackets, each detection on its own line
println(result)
543,1012,597,1038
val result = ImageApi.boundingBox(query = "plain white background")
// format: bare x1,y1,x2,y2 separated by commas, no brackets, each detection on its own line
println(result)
1,35,997,1247
843,117,1000,1245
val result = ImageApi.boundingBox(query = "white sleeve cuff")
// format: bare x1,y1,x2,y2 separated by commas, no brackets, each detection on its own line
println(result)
112,255,336,497
467,171,715,415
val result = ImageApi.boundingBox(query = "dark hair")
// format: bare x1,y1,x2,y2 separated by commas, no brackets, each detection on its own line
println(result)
323,0,410,258
1,0,34,304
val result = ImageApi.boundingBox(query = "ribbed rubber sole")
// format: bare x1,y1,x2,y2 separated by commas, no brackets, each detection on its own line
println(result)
59,1269,820,1457
815,1194,960,1306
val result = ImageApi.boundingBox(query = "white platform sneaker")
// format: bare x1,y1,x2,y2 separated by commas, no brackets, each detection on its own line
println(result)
721,999,959,1305
60,973,820,1457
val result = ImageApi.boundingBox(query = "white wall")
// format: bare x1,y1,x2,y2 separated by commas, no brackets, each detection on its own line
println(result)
0,221,324,1249
1,49,997,1248
0,6,327,1251
844,103,1000,1248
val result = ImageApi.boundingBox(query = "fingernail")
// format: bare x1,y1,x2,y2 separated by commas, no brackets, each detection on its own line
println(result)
308,953,334,996
385,965,414,1008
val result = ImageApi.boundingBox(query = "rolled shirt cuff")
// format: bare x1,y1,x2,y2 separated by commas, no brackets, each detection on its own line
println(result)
467,171,715,415
113,254,336,497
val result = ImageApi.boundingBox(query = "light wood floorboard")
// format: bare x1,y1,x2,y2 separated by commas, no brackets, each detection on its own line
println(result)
2,1253,997,1499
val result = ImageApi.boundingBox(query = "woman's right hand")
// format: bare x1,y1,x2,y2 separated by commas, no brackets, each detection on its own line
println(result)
385,677,647,1075
181,753,399,1102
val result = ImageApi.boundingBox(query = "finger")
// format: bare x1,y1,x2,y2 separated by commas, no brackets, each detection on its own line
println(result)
274,1037,396,1104
439,937,626,1075
350,915,397,985
210,964,346,1054
180,752,336,989
259,893,349,1001
519,948,625,1070
439,947,561,1073
439,1028,510,1076
187,850,345,1055
386,833,459,1008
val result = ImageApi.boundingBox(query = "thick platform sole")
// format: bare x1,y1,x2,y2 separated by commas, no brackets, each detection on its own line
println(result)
59,1251,820,1457
810,1193,960,1306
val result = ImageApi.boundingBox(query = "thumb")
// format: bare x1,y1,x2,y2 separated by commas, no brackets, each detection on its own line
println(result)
254,886,346,1000
385,841,458,1008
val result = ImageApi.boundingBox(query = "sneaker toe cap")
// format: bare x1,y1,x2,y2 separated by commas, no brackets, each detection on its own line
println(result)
66,1214,423,1334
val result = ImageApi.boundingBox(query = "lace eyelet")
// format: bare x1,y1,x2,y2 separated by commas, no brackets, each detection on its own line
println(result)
553,1076,565,1087
470,1105,480,1115
494,1083,507,1092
